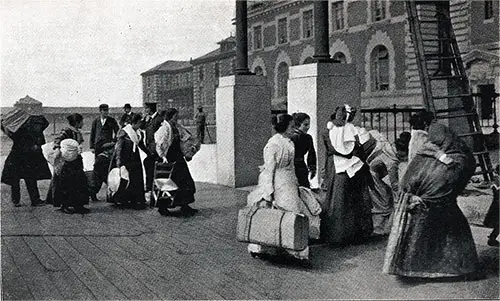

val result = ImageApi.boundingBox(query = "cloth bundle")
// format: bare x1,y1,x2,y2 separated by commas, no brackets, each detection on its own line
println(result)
179,125,201,161
60,139,82,162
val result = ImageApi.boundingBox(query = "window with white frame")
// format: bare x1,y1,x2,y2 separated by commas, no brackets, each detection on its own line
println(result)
485,0,494,20
277,62,289,98
371,45,389,91
333,52,347,63
332,1,345,31
371,0,387,22
254,25,263,49
278,18,288,44
303,10,313,38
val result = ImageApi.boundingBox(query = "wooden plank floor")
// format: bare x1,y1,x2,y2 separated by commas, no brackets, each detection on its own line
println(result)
1,181,499,300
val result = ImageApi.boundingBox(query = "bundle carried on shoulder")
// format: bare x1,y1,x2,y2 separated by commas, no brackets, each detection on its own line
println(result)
60,139,82,162
236,204,309,251
178,125,201,161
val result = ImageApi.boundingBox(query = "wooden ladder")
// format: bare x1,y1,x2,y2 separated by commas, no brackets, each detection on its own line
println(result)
406,0,494,181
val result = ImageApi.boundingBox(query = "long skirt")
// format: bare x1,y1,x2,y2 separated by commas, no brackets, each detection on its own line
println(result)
113,161,146,206
320,166,373,244
383,193,478,278
47,156,89,209
369,171,394,235
168,159,195,207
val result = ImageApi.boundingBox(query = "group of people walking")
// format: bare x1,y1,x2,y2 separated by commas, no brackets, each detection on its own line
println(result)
2,103,198,217
247,104,496,279
2,101,497,280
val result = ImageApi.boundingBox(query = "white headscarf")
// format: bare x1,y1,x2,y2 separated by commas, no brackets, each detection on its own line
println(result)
122,124,140,153
155,120,173,159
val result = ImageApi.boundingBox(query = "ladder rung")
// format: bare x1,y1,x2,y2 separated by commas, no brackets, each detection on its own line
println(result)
425,56,462,61
436,107,467,113
433,94,471,99
436,113,475,119
473,151,490,156
457,131,483,138
429,75,465,80
422,38,456,42
418,20,439,24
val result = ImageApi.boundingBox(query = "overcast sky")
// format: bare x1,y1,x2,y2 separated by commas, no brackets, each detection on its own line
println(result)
0,0,235,107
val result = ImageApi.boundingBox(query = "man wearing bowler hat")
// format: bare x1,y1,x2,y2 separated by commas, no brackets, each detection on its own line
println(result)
120,103,133,127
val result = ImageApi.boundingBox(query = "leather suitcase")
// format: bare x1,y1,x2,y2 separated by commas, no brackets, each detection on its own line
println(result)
236,206,309,251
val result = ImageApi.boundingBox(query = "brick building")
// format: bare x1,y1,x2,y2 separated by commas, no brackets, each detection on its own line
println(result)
191,36,236,124
141,0,499,119
246,0,499,111
140,60,194,120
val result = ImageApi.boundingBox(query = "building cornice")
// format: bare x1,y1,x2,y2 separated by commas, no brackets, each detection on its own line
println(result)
248,0,304,21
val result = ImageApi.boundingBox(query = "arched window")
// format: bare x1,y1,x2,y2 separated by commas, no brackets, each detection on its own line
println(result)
370,45,389,91
277,62,289,98
333,52,347,63
254,66,264,76
303,57,315,64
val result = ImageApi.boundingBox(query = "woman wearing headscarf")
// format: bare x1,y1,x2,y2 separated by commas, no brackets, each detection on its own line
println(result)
110,113,149,209
1,112,50,207
290,112,317,188
47,113,90,214
321,105,373,245
408,111,433,162
383,122,479,279
154,108,198,217
246,114,321,263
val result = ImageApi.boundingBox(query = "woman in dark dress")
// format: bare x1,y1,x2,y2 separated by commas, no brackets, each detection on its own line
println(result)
110,113,149,209
1,112,51,206
47,113,90,214
155,108,198,217
383,122,479,278
290,113,317,188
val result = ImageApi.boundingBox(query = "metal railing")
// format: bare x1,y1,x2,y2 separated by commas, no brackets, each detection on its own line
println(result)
360,105,425,143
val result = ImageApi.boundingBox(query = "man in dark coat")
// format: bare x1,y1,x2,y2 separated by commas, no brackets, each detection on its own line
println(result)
120,103,133,127
1,115,51,206
89,104,119,202
195,106,206,144
90,104,119,155
142,102,164,203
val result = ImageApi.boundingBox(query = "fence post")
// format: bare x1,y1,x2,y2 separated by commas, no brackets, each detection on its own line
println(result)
493,93,499,134
393,104,397,142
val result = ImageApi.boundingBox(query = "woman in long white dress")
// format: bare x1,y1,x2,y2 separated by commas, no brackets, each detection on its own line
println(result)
247,114,321,262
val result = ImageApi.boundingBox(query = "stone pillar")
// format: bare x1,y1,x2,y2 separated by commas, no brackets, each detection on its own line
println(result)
235,0,251,75
287,63,360,188
313,0,332,62
216,75,271,187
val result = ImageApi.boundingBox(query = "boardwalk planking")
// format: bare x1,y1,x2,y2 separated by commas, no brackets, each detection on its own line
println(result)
110,235,225,300
23,236,95,300
66,236,161,300
3,236,64,300
44,236,126,300
1,238,34,300
87,235,193,300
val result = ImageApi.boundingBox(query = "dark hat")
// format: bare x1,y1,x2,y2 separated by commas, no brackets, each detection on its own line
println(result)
123,103,131,109
99,104,109,110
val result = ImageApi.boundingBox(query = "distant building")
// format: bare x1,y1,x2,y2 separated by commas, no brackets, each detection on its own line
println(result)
14,95,43,114
140,60,194,120
191,36,236,124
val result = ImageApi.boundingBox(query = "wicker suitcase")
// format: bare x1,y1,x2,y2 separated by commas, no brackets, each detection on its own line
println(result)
236,206,309,251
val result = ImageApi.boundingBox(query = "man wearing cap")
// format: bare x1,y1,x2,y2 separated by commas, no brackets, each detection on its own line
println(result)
195,106,206,144
89,104,119,202
120,103,133,127
90,104,119,155
142,102,164,203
